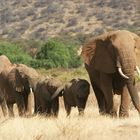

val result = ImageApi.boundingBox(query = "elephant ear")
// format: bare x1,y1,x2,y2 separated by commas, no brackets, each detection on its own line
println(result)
8,68,24,92
17,64,39,87
81,39,96,66
131,33,140,65
15,68,24,92
81,33,116,73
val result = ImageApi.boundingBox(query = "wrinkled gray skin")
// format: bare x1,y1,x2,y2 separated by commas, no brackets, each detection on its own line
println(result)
82,30,140,118
52,78,90,116
34,77,62,117
5,64,39,117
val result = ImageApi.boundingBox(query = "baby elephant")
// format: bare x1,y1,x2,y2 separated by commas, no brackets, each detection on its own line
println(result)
34,77,62,117
52,78,90,116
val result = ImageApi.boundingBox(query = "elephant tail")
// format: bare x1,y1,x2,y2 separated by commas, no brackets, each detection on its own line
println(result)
51,85,64,100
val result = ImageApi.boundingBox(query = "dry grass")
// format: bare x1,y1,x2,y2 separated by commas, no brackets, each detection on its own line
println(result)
0,68,140,140
0,94,140,140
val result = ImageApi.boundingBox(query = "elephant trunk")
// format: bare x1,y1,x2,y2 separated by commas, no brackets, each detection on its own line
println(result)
117,48,140,115
126,78,140,114
51,85,64,100
117,47,136,77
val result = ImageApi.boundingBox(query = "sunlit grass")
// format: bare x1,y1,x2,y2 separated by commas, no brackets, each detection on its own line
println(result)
0,106,140,140
0,68,140,140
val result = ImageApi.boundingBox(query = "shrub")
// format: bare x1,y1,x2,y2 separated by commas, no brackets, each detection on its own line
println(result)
0,41,32,65
35,39,82,69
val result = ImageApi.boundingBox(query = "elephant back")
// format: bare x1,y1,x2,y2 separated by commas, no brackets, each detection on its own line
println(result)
46,78,62,95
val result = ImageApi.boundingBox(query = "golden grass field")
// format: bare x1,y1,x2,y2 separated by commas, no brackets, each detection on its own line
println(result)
0,68,140,140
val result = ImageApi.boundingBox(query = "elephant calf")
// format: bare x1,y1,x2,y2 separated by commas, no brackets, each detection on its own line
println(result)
34,77,62,117
52,78,90,116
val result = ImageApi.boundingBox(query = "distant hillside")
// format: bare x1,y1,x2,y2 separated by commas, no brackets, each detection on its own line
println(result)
0,0,140,40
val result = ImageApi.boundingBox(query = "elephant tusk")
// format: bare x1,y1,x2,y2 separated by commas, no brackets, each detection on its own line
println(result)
118,68,129,79
136,66,140,77
30,87,33,93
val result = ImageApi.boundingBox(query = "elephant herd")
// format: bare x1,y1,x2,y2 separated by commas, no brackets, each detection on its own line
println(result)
0,55,90,117
1,30,140,118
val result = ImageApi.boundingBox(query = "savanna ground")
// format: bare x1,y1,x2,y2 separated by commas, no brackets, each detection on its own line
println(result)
0,67,140,140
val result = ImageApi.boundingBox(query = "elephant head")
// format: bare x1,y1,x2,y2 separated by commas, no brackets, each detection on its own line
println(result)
51,78,90,116
7,64,39,116
81,30,140,115
8,64,39,92
0,55,13,73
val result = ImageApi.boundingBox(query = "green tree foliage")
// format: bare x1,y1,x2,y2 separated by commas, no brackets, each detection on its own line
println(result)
0,38,83,69
0,41,32,65
34,39,82,69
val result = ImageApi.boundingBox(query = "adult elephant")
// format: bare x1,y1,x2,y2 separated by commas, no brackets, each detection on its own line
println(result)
81,30,140,117
0,55,15,116
34,77,63,117
52,78,90,116
6,64,39,117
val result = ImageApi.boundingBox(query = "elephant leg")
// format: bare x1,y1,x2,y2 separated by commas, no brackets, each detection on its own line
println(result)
41,101,51,116
78,107,84,116
119,85,130,118
65,104,71,116
112,95,119,117
16,93,25,116
7,103,14,117
40,101,46,113
100,73,114,116
1,99,8,117
34,102,42,114
63,97,71,116
52,98,59,117
34,94,40,114
23,93,28,114
77,97,88,116
45,103,52,117
92,84,106,115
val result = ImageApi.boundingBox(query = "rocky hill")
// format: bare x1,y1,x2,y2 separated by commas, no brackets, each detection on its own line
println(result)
0,0,140,40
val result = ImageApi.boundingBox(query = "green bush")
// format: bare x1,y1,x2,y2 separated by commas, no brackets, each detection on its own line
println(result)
0,38,83,69
0,41,32,65
35,39,82,69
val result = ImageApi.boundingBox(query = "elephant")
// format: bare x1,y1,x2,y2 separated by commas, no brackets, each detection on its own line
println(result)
34,77,63,117
0,55,15,117
52,78,90,116
81,30,140,117
5,63,39,117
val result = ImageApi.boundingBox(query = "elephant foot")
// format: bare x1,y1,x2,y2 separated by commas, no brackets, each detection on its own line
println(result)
99,111,106,116
19,111,26,117
109,111,117,118
103,111,117,118
119,112,129,118
79,111,84,116
78,108,84,116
